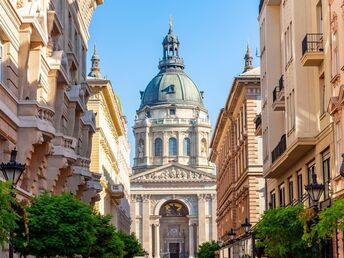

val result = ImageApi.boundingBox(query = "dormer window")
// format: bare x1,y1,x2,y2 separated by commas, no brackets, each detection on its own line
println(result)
146,111,151,118
169,108,176,116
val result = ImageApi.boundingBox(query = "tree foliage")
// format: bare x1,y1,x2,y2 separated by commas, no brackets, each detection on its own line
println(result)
117,230,145,258
197,241,220,258
303,198,344,242
254,205,317,258
14,193,96,257
0,181,18,247
86,214,125,258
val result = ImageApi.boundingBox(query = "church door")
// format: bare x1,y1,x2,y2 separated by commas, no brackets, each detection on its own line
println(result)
169,243,180,258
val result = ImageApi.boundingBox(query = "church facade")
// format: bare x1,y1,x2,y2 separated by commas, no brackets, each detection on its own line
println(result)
130,21,217,258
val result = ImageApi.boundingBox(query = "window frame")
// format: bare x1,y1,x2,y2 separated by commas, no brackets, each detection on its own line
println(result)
169,137,177,156
154,138,163,157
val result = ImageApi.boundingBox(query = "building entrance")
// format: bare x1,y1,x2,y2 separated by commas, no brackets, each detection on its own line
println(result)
169,243,180,258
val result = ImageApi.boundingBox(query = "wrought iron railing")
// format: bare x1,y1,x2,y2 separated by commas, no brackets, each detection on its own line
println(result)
271,134,286,163
302,33,324,56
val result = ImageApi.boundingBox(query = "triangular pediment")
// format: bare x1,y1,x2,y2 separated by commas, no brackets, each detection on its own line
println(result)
130,162,216,183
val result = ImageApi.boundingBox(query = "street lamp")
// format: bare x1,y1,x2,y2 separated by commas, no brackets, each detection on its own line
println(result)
241,218,256,258
0,148,26,187
305,171,325,211
241,218,252,234
228,228,236,241
0,148,26,258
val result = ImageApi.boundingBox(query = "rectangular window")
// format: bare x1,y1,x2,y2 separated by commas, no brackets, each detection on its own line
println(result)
297,171,303,200
320,76,325,115
308,161,316,206
270,190,276,209
332,32,339,76
288,177,294,204
169,108,176,116
322,149,330,199
336,122,342,175
279,184,285,207
308,161,316,184
291,90,295,128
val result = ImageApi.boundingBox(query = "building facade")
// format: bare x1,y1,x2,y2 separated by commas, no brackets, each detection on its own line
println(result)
259,0,344,256
130,22,217,258
87,46,131,233
0,0,104,211
210,49,264,258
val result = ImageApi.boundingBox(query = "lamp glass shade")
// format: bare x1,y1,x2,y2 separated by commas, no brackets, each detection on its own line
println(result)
228,228,236,240
305,184,324,203
241,218,252,234
0,150,26,186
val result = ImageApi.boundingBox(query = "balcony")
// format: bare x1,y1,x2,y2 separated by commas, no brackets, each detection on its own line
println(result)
109,183,125,199
271,134,286,164
254,113,262,136
301,33,324,66
272,76,285,111
259,0,281,13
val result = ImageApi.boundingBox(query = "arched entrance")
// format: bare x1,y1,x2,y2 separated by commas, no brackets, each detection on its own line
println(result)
158,200,189,258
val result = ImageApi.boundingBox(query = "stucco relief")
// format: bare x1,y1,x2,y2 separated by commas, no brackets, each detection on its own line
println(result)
131,166,215,183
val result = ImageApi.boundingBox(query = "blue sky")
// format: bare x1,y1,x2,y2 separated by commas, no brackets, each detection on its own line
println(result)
87,1,260,160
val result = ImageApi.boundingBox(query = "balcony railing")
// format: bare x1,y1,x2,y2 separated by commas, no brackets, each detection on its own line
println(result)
271,134,286,163
302,33,323,56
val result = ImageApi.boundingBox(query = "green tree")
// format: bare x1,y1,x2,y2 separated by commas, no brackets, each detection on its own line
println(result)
13,193,97,257
0,181,18,247
117,231,145,258
254,205,317,258
197,241,220,258
86,214,124,258
304,198,344,242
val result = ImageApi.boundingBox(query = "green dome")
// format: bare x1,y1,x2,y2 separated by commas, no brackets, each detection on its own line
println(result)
140,71,203,108
139,21,204,109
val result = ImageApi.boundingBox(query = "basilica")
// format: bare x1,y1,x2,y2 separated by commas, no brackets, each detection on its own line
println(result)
130,21,217,258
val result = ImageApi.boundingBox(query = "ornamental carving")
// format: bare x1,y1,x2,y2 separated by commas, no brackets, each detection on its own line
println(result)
131,166,216,183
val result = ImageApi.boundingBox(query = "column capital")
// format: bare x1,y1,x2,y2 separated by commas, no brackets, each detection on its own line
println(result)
142,194,151,202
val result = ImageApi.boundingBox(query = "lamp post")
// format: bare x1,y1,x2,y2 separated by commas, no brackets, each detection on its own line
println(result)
0,148,26,258
304,171,325,258
305,171,324,212
227,228,236,258
242,218,256,258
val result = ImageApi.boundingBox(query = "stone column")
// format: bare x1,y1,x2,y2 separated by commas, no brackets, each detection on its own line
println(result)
211,194,217,240
189,222,195,258
142,194,152,257
130,195,137,234
198,194,206,244
155,223,160,258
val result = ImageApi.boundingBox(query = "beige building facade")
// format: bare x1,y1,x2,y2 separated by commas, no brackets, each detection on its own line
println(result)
130,22,217,258
259,0,344,256
210,50,264,258
87,47,131,233
0,1,103,255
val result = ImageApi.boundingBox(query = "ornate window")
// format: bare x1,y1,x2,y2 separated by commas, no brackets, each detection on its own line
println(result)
169,137,177,156
159,201,189,217
183,138,191,156
154,138,163,157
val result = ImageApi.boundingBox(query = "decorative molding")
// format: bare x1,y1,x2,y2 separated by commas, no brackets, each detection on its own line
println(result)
131,166,216,183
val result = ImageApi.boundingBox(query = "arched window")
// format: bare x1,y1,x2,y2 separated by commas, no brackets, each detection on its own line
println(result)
184,138,191,156
154,138,163,156
169,137,177,156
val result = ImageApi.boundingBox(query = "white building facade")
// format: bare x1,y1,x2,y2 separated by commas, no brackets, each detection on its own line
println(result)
130,22,217,258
